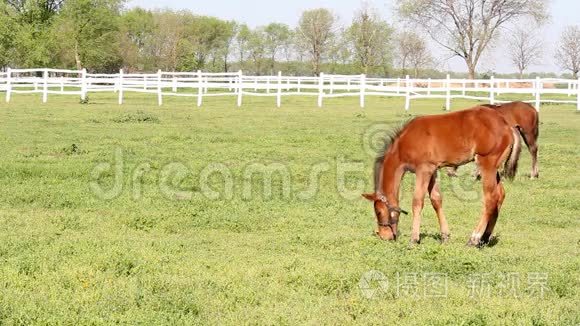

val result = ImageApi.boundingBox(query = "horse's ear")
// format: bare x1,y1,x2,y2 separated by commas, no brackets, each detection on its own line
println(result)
362,193,377,201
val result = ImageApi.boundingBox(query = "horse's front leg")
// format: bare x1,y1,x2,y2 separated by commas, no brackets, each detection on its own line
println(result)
481,175,505,243
468,163,499,246
410,169,433,244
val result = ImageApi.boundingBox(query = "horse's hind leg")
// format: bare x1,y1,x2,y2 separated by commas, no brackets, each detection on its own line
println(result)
481,173,505,243
520,127,539,179
526,136,539,179
428,172,450,243
468,162,500,246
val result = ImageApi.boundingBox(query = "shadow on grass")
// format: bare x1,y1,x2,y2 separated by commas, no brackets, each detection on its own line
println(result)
419,232,445,242
483,234,501,248
475,234,501,248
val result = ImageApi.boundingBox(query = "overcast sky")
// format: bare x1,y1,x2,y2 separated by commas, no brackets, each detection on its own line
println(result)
127,0,580,74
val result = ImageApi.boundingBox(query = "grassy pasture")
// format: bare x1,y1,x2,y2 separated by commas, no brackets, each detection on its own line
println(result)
0,92,578,324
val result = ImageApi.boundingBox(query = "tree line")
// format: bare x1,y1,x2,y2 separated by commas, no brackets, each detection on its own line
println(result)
0,0,578,78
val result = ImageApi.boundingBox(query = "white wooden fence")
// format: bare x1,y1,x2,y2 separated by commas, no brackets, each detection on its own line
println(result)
1,68,579,111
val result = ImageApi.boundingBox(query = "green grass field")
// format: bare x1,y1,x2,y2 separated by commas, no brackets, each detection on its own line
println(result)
0,92,578,324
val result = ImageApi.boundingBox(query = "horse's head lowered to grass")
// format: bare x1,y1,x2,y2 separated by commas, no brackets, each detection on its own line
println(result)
362,192,408,240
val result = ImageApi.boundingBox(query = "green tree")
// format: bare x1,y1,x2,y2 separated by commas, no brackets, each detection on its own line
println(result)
150,10,188,71
247,27,267,75
177,15,236,71
235,23,251,70
219,20,237,72
0,3,18,67
119,7,154,71
6,0,62,67
297,8,336,76
5,0,63,24
346,4,392,75
53,0,123,71
264,22,291,73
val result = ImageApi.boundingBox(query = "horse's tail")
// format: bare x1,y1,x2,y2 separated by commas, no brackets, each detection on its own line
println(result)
503,127,522,180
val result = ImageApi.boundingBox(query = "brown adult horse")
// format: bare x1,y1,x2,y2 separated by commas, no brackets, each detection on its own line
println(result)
448,101,539,178
363,106,521,246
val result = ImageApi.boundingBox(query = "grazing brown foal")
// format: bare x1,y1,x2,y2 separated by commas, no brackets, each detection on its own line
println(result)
363,106,521,246
448,101,539,178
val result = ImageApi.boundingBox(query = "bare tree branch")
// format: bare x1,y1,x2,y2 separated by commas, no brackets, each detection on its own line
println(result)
508,28,543,78
397,0,549,78
555,25,580,78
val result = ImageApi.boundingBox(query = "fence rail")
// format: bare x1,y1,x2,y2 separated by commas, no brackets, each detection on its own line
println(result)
1,68,579,111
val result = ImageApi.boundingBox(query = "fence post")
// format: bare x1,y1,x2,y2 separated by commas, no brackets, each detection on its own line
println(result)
427,78,431,95
197,70,203,107
445,74,451,111
143,75,147,90
489,76,495,105
237,70,243,107
157,69,162,106
276,71,282,108
317,72,324,108
396,77,401,94
535,76,541,111
576,78,580,111
80,68,87,102
5,67,11,103
266,76,270,94
404,75,411,111
42,69,48,103
172,75,177,92
60,76,64,92
360,74,366,108
462,79,466,96
118,69,123,105
297,77,301,93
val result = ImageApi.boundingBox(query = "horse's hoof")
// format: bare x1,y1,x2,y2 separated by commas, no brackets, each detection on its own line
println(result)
409,238,420,245
441,233,450,244
466,238,480,247
480,235,491,244
375,230,396,241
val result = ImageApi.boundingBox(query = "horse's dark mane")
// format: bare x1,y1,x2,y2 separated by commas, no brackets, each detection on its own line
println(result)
373,118,417,191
